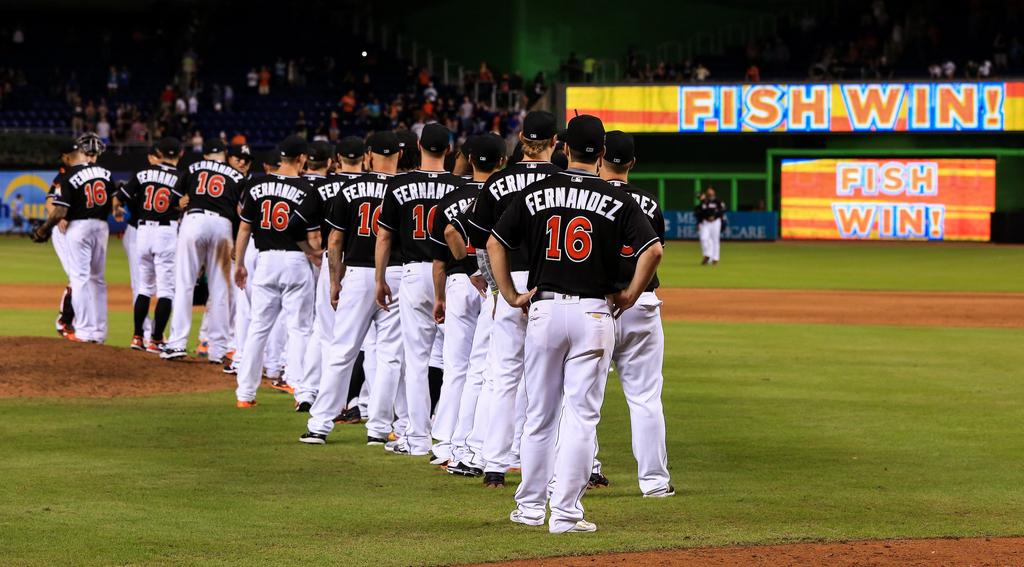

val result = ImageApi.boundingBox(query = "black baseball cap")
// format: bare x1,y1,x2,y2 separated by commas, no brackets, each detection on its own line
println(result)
419,123,451,154
603,130,635,164
264,149,281,167
203,139,226,154
396,129,418,150
58,140,80,155
366,131,400,155
564,114,605,157
147,144,160,157
471,133,505,166
336,136,365,159
551,148,568,169
157,137,181,158
228,143,252,159
308,141,333,162
279,135,308,158
522,110,557,140
460,135,479,158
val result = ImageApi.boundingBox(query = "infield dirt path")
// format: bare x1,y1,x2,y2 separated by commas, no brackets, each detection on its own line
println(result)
471,537,1024,566
4,284,1023,328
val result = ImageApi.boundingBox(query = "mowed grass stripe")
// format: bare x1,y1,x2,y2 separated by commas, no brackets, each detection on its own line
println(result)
1,321,1022,565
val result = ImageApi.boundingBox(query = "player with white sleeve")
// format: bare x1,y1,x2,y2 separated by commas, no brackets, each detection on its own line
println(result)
233,136,321,408
162,139,245,362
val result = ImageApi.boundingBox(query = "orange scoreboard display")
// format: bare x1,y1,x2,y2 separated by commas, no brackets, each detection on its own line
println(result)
780,158,996,241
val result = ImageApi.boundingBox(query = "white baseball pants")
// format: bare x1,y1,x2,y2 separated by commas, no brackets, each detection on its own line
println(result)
479,270,529,473
430,274,483,461
168,212,233,359
123,225,152,339
135,222,177,299
611,290,671,495
308,265,403,437
452,293,494,465
51,224,72,276
235,251,314,402
296,253,332,404
699,218,721,261
64,219,109,342
513,296,614,534
399,261,438,455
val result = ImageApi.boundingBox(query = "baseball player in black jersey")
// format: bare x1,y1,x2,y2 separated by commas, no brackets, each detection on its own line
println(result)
114,137,183,353
488,115,663,533
118,145,157,345
428,133,506,468
34,139,114,343
45,151,75,339
696,187,727,265
331,136,374,424
596,131,674,498
375,124,466,456
457,111,563,483
300,131,404,444
291,141,335,409
233,136,321,408
162,139,246,361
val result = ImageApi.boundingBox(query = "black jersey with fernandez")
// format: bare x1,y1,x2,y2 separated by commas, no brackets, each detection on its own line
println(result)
174,159,246,220
50,163,114,221
310,171,361,247
430,181,482,276
609,180,665,292
378,170,465,263
325,172,400,269
239,174,319,252
491,170,659,297
465,160,562,272
119,163,182,224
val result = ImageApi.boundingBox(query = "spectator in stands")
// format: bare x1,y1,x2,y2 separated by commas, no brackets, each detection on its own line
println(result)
107,66,118,96
745,64,760,82
224,84,234,112
694,62,710,81
340,89,357,115
258,66,271,95
246,68,258,91
96,115,111,144
583,56,596,82
187,92,198,115
190,130,203,152
274,57,286,85
230,132,246,145
160,85,174,110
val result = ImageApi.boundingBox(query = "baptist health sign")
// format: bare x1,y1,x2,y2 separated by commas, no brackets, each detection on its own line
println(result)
665,210,778,240
0,171,52,232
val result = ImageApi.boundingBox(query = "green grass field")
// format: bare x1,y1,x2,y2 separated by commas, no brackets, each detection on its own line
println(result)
1,236,1023,565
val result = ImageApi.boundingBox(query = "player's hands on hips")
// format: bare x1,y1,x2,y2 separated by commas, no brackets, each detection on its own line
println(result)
234,266,248,290
57,219,69,234
433,299,446,323
611,289,639,319
375,281,393,311
507,287,537,315
469,274,488,297
330,282,341,310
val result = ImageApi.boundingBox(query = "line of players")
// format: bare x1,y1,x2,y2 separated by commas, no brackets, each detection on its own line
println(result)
36,111,671,533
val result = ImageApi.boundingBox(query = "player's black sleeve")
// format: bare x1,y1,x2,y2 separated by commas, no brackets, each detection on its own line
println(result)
326,194,351,231
654,204,666,244
490,193,527,250
619,198,660,257
377,189,400,233
49,170,72,208
119,174,140,203
293,192,322,232
239,192,257,224
170,170,189,197
464,189,496,247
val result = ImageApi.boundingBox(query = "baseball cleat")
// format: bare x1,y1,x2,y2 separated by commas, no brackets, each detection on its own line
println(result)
196,340,209,358
383,439,401,452
563,520,598,533
295,401,312,413
145,340,165,354
130,336,145,350
428,452,449,466
223,361,237,374
483,472,506,488
299,431,327,445
587,472,610,489
65,332,86,343
208,356,223,365
643,484,676,498
447,461,483,477
509,510,544,526
236,400,258,409
334,406,361,424
366,435,387,446
701,256,710,265
160,347,188,360
269,379,294,394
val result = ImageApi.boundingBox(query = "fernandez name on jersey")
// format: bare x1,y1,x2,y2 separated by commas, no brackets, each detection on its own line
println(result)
240,175,319,252
378,170,465,263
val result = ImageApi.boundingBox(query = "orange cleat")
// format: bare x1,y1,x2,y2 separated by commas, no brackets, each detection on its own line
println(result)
196,340,209,358
65,332,86,343
270,379,294,394
130,335,145,350
236,400,258,409
145,340,165,354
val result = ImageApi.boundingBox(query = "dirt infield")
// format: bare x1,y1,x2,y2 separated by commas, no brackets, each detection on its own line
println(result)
473,537,1024,566
0,337,235,398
